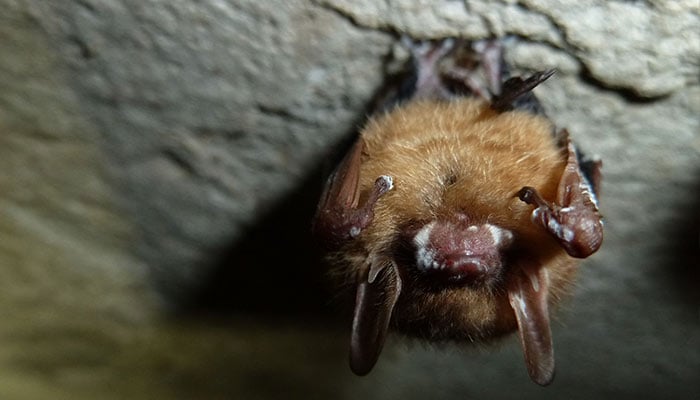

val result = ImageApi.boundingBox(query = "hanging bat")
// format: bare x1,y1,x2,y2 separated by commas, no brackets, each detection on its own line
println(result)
312,37,603,386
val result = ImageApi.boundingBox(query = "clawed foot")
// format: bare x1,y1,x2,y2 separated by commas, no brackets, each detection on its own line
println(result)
313,139,394,247
518,138,603,258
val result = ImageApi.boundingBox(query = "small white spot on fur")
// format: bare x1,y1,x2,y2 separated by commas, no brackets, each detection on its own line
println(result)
379,175,394,191
512,291,529,319
349,226,361,238
414,222,437,271
528,271,540,292
578,217,602,234
467,225,478,232
578,175,599,209
562,227,575,242
547,217,561,236
414,221,435,247
532,208,543,222
486,224,513,247
415,247,437,271
538,210,575,243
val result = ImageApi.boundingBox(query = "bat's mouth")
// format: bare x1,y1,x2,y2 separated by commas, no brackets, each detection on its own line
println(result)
410,218,514,286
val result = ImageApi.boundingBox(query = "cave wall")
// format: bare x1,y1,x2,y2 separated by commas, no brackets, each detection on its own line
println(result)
1,1,698,399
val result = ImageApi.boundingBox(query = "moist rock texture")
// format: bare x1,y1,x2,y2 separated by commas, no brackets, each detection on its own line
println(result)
1,0,698,399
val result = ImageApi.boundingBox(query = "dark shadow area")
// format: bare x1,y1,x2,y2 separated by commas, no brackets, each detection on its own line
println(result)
661,170,700,310
177,156,350,321
176,40,416,321
578,63,670,104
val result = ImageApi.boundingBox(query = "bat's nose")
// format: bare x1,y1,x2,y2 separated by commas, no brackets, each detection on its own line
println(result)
412,218,513,285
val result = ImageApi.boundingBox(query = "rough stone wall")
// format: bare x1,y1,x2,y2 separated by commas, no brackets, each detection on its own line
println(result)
0,0,698,399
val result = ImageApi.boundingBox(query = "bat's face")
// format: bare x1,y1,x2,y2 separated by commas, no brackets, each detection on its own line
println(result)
385,216,577,341
352,99,579,346
313,38,603,386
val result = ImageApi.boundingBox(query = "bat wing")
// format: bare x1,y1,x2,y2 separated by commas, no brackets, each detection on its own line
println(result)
317,139,364,212
313,133,395,375
518,138,603,258
313,140,393,247
508,261,555,386
490,69,556,113
350,259,402,375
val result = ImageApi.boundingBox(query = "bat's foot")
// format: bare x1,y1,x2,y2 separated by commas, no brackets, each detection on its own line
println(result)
314,174,394,246
518,140,603,258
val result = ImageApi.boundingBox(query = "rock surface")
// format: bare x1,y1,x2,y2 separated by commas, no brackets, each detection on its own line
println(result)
1,0,698,399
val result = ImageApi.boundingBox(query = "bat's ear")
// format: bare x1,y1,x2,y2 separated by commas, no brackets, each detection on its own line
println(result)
349,260,402,375
518,139,603,258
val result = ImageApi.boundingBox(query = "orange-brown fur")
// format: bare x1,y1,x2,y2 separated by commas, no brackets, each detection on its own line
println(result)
337,98,578,341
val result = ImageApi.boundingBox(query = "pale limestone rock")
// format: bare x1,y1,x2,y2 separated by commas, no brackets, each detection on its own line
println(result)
321,0,700,96
1,0,698,399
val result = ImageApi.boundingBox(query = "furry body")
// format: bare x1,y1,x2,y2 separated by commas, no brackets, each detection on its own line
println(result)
355,99,575,340
313,38,602,386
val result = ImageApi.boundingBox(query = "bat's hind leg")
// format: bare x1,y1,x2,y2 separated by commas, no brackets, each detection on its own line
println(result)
401,37,506,101
400,36,458,100
442,38,505,100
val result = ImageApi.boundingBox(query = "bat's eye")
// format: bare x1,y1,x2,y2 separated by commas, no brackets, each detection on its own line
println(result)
442,173,458,186
411,219,513,286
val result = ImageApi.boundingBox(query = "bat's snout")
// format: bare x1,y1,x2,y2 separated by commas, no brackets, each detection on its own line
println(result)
411,218,514,285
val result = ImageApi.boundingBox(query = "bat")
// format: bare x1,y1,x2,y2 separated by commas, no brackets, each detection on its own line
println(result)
312,37,603,386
